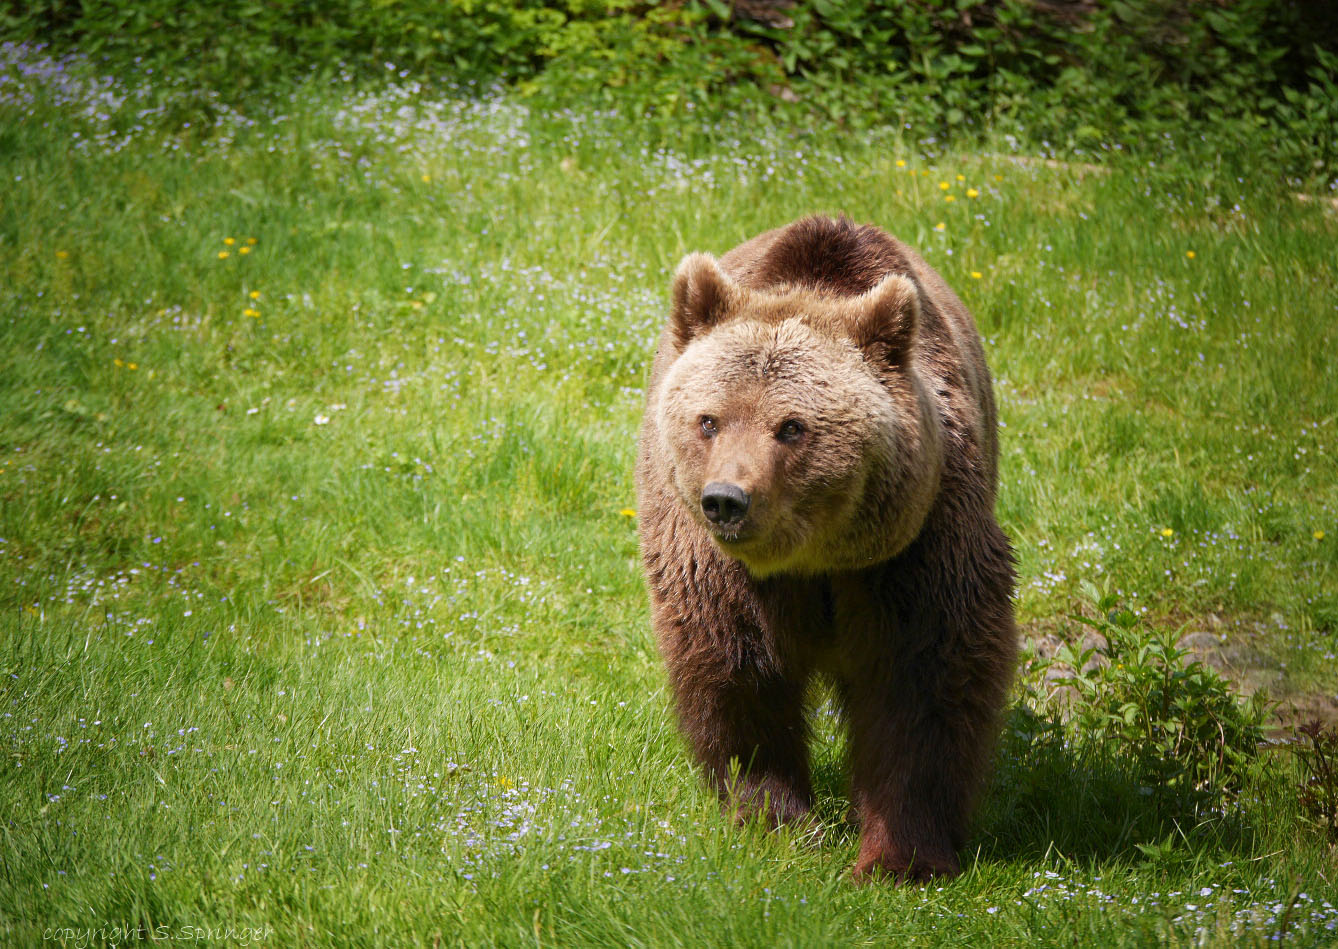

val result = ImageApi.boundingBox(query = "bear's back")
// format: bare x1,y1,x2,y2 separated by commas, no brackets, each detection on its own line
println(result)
719,215,914,296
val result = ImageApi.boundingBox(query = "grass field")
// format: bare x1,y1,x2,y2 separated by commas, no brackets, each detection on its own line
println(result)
3,43,1338,946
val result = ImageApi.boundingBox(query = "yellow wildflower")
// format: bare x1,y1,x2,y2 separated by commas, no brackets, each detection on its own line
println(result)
243,308,260,318
1316,530,1327,541
249,290,261,300
224,237,235,246
895,159,906,168
246,237,258,245
619,508,637,518
55,250,69,259
127,362,138,371
970,271,982,279
1161,527,1174,537
956,174,965,182
421,173,431,183
238,246,251,255
966,188,979,198
114,358,124,368
945,195,956,202
1186,250,1196,259
939,181,950,190
218,251,230,259
934,222,946,232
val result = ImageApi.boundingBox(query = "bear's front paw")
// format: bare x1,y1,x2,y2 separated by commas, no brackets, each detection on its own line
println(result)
727,774,812,829
851,846,960,885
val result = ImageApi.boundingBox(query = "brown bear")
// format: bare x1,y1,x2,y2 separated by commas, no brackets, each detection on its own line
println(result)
634,215,1017,883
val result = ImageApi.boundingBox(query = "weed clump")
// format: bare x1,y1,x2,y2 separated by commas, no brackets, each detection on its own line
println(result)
1293,719,1338,842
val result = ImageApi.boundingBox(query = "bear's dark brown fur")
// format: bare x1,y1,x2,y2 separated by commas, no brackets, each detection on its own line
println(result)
635,215,1017,883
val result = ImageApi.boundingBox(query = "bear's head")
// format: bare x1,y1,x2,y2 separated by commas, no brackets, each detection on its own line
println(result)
655,253,943,578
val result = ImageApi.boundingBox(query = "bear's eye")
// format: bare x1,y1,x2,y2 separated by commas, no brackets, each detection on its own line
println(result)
776,419,805,443
699,415,718,437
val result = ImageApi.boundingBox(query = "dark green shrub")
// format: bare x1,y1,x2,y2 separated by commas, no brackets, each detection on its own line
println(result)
1041,581,1267,811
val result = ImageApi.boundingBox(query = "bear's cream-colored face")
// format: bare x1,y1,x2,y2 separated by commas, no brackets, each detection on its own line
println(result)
654,254,936,578
658,319,894,576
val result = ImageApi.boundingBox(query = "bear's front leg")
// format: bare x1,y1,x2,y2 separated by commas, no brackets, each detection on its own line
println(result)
665,652,815,827
645,535,823,828
835,518,1017,884
841,636,1009,884
845,705,967,884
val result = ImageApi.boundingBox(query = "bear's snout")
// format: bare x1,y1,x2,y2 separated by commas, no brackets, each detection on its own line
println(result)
701,481,750,528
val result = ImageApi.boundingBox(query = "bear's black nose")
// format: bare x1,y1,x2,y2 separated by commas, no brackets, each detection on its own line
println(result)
701,482,750,527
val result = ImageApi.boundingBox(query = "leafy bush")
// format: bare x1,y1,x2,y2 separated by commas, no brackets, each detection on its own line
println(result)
0,0,705,90
1038,581,1267,813
746,0,1336,181
3,0,1334,183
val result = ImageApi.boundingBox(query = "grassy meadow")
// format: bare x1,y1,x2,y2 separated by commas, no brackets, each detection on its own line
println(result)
3,43,1338,946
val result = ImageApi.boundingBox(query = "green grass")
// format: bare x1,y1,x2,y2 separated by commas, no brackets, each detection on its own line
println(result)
3,45,1338,947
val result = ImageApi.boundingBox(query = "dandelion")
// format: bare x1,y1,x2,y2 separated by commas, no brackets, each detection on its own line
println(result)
421,174,431,183
956,174,965,182
127,363,138,371
1186,250,1196,259
934,222,946,232
970,271,983,279
238,246,251,255
249,290,261,300
895,159,906,168
939,181,950,191
945,195,956,202
55,250,69,259
223,237,235,246
994,174,1003,182
1316,530,1327,541
619,508,637,518
966,188,979,198
1161,528,1174,537
243,308,260,318
218,251,230,259
246,237,257,245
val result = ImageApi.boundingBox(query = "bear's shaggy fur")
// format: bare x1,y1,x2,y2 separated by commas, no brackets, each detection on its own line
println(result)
635,215,1017,883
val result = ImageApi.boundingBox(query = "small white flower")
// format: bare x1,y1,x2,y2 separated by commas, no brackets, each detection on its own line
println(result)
314,414,330,426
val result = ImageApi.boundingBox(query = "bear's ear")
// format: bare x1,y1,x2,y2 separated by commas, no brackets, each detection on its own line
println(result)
851,273,919,366
670,253,736,349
